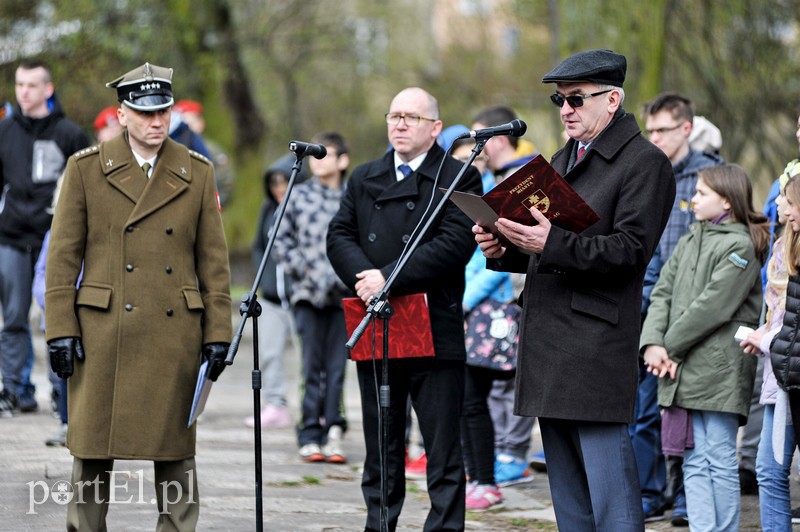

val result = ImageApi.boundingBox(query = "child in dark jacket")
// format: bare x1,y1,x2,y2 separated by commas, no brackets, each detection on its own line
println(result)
641,164,769,531
770,175,800,449
741,168,796,531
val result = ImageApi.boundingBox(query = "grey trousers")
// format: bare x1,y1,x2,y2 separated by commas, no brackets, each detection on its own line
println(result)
256,300,297,407
488,377,535,459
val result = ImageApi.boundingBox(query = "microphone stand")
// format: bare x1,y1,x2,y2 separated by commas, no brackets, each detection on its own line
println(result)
225,151,307,532
345,138,487,532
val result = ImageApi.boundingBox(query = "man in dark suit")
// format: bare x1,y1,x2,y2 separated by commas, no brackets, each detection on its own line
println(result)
474,50,676,530
327,87,482,531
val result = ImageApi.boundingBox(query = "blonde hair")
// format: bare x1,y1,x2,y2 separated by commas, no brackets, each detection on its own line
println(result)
783,176,800,275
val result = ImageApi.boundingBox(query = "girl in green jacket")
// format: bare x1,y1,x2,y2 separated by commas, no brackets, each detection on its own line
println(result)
641,164,769,531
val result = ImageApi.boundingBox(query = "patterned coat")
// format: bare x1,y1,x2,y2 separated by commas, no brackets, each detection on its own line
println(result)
45,134,232,460
273,177,350,308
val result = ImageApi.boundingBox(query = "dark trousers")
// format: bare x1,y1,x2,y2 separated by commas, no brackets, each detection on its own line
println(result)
357,358,466,532
788,389,800,446
540,417,644,531
294,303,348,445
461,365,508,485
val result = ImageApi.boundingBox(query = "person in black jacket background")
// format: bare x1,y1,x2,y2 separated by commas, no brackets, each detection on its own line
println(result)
770,175,800,445
0,59,88,416
244,154,305,429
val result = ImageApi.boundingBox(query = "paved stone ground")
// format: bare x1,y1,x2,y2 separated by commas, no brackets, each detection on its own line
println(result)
0,306,796,530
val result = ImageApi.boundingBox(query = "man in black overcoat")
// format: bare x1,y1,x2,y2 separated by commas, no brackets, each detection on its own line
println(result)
474,50,676,531
327,86,482,531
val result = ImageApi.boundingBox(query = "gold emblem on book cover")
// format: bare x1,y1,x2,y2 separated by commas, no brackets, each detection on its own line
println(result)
522,189,550,213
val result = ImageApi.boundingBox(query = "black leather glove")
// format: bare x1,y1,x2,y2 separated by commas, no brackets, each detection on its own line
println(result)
48,337,86,379
203,343,229,382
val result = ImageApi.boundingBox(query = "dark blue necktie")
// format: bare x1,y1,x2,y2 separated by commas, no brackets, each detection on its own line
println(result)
398,164,413,178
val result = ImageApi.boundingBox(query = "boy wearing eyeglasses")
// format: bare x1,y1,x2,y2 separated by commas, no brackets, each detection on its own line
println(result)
635,92,724,525
473,49,675,531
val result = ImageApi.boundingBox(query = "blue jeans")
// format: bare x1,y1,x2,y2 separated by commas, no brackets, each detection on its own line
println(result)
756,403,794,532
629,367,666,504
684,410,739,531
20,330,36,396
0,244,35,394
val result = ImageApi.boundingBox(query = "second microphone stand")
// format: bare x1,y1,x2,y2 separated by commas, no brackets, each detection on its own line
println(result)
225,152,306,532
346,138,487,532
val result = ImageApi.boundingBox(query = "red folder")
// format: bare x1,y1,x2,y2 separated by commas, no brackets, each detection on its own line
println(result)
342,293,435,361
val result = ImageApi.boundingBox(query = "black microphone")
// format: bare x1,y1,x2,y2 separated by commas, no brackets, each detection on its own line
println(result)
460,119,527,140
288,141,327,159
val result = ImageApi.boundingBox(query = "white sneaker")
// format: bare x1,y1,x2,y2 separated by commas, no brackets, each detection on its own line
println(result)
299,443,325,462
45,423,68,447
322,426,346,463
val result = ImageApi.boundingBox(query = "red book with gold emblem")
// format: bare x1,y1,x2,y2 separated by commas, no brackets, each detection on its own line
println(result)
447,154,600,240
342,293,435,362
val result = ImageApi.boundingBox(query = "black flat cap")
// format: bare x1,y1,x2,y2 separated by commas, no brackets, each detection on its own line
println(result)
542,49,627,87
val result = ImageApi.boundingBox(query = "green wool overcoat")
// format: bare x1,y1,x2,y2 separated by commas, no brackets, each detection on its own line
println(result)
640,221,760,421
45,133,232,460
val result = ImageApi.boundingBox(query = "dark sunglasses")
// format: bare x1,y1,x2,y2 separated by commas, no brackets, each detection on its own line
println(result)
550,89,613,109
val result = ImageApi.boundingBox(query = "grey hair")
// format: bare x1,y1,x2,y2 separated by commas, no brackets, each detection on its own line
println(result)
598,84,625,104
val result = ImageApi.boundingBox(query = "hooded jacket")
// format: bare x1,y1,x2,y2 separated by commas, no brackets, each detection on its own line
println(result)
641,221,761,421
253,155,302,305
0,96,89,251
642,149,724,313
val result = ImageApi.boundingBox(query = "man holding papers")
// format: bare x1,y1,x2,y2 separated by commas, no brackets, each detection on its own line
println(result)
473,49,675,530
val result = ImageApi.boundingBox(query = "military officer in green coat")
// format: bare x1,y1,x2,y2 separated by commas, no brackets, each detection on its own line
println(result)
45,62,232,531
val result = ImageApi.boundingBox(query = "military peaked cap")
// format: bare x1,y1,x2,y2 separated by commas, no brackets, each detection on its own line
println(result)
106,62,174,111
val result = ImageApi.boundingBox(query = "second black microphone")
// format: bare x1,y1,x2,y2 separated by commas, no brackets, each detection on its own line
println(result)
289,141,327,159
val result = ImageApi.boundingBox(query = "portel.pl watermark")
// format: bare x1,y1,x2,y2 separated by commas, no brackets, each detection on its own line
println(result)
27,469,194,515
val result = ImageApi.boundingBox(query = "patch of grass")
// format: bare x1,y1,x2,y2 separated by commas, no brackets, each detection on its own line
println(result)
506,518,556,530
270,475,321,487
466,513,555,530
